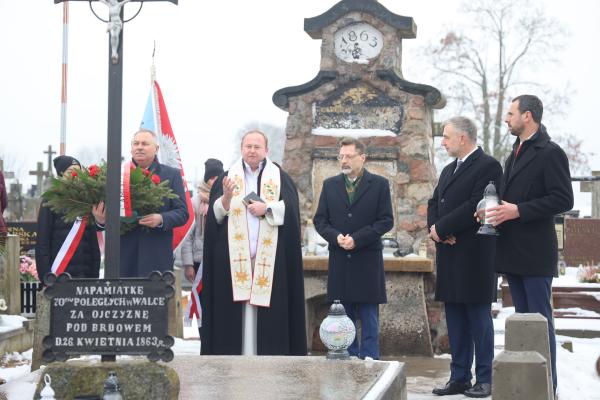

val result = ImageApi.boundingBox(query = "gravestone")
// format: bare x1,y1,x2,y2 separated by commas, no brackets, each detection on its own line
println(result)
563,218,600,266
273,0,446,353
42,272,175,362
6,222,37,253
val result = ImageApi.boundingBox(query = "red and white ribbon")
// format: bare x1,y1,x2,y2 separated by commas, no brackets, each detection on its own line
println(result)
120,161,133,218
51,216,88,275
184,263,203,327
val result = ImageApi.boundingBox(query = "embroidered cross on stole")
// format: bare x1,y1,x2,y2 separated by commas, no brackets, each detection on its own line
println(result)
227,158,280,307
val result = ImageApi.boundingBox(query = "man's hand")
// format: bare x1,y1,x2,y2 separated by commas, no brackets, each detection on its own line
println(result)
442,235,457,245
139,213,163,228
485,201,519,226
92,201,106,225
184,265,196,283
221,176,235,211
429,224,441,242
337,234,355,250
247,201,267,218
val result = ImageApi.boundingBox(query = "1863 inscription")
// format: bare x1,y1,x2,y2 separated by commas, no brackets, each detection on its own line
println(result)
42,271,175,362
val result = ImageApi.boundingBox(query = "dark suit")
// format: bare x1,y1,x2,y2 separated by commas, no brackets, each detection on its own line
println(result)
314,169,393,359
427,147,502,384
120,158,189,278
496,125,573,391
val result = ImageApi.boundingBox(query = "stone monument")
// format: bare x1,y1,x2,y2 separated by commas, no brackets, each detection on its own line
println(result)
273,0,446,354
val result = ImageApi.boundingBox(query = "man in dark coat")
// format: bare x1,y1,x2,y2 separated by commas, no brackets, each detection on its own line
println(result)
93,129,188,277
201,130,306,356
487,95,573,395
314,137,393,360
36,156,101,280
428,117,502,398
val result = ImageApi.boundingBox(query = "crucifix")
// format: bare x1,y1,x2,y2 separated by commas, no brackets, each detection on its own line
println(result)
52,0,178,281
43,145,57,176
29,162,48,197
0,160,14,180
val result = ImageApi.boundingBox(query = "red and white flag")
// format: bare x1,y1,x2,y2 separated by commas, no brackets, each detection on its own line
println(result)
140,70,194,251
184,263,203,327
51,216,88,275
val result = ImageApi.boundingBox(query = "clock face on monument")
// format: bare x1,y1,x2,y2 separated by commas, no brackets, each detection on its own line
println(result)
334,23,383,63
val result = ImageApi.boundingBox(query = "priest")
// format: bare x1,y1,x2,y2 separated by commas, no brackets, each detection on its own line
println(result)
201,130,307,356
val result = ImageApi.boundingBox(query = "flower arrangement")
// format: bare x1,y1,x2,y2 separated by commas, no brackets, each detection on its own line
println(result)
19,255,39,282
577,265,600,283
42,163,177,233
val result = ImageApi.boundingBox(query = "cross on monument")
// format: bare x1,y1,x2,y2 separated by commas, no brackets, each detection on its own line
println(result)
29,162,48,197
579,171,600,218
52,0,178,281
44,145,56,176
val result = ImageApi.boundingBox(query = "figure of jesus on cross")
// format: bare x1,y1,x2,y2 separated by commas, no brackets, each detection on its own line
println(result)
99,0,131,64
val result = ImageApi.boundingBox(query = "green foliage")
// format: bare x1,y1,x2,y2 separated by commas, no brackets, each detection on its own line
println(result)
42,163,177,234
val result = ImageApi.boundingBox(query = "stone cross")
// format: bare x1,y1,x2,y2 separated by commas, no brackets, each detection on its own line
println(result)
0,159,15,180
28,162,48,197
579,171,600,218
43,145,56,176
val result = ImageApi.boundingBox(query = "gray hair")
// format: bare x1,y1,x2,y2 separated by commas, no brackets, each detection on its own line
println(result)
444,116,477,143
132,128,158,145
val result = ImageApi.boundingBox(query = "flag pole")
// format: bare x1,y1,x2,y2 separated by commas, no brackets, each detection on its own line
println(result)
59,1,69,156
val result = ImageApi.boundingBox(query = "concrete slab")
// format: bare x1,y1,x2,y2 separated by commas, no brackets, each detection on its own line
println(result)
170,356,406,400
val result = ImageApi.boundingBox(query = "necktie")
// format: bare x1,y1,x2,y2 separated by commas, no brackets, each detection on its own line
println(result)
454,160,463,174
515,142,523,158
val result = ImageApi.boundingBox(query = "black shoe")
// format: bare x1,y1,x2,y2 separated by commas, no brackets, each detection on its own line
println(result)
432,380,472,396
464,382,491,398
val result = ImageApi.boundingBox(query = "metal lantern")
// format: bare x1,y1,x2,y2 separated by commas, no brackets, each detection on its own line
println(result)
103,372,123,400
476,181,500,236
319,300,356,360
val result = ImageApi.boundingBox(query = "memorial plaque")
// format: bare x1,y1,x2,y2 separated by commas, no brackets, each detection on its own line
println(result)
6,222,37,252
563,218,600,266
42,271,175,363
313,83,404,134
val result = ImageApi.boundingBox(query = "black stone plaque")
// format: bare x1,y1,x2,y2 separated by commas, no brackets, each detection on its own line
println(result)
314,83,404,134
42,271,175,363
6,222,37,252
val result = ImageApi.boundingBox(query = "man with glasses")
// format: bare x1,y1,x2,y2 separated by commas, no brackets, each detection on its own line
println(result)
314,137,393,360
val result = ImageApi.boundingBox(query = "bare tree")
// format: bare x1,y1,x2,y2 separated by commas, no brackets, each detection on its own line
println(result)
553,132,595,176
426,0,568,161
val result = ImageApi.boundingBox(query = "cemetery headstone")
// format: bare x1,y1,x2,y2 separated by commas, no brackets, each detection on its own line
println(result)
563,218,600,266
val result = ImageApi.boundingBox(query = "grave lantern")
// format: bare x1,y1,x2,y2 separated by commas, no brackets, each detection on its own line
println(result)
319,300,356,360
476,181,500,236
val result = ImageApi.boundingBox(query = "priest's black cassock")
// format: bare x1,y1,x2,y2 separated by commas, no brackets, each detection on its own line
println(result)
200,163,307,355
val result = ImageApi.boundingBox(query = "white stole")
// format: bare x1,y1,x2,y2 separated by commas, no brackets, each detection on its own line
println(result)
227,158,281,307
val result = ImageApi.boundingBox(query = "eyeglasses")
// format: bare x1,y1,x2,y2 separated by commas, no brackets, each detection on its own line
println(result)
337,154,359,161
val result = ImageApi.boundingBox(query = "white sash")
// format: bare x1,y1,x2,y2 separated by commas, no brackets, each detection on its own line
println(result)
227,158,280,307
51,216,88,275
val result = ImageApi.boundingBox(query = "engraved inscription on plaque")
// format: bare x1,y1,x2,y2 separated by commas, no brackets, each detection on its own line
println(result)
313,83,404,134
6,222,37,252
334,23,383,63
563,218,600,266
42,271,175,362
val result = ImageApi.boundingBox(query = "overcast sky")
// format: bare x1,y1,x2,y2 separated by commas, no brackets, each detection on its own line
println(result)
1,0,598,214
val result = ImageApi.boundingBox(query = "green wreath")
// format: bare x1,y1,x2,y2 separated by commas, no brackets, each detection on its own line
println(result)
42,163,178,234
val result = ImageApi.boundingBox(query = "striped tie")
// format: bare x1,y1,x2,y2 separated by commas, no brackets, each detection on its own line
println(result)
454,160,463,174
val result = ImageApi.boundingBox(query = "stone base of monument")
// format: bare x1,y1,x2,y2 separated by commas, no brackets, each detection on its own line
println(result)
171,356,406,400
33,360,179,399
492,351,552,400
